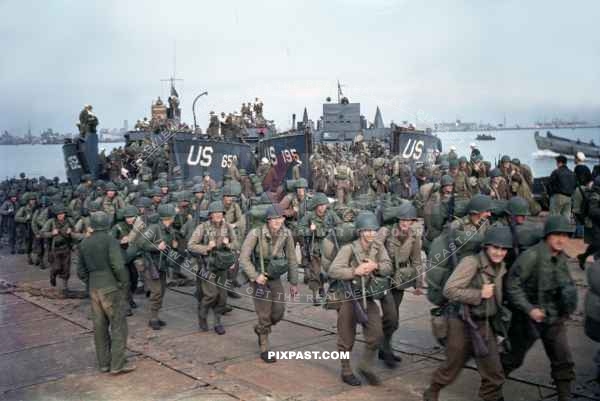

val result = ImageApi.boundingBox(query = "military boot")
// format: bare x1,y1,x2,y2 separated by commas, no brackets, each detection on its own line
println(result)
422,384,441,401
378,335,401,368
312,289,319,306
27,254,34,265
556,381,572,401
149,311,161,330
198,305,209,331
340,359,361,386
258,333,276,363
214,314,226,335
357,347,381,385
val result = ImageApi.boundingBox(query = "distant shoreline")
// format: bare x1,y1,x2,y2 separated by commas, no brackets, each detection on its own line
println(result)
0,141,125,146
432,125,600,133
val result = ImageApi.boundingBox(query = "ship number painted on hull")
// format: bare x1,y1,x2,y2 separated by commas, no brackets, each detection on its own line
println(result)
402,139,424,160
266,146,300,166
66,155,82,171
186,145,238,168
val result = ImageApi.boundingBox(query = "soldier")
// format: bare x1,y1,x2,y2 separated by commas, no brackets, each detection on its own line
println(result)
41,205,74,292
422,175,454,248
202,173,217,194
450,194,492,235
423,226,513,401
503,196,543,267
377,203,423,367
15,193,37,263
111,205,141,314
31,195,51,268
328,212,392,386
0,191,18,253
512,158,533,188
239,206,299,363
279,178,310,221
488,168,510,200
139,204,178,330
333,157,354,204
299,193,342,304
577,176,600,268
548,155,576,218
188,201,239,334
503,216,578,401
68,185,87,221
77,211,135,375
96,182,125,225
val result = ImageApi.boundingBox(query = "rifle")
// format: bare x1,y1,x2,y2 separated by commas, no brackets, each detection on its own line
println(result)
255,229,268,297
460,304,489,358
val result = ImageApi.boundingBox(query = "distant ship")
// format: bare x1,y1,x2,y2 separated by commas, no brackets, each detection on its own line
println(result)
534,131,600,159
476,133,495,141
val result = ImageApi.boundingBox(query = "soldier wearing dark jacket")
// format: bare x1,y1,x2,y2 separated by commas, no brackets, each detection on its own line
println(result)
77,211,134,374
504,216,578,401
548,155,576,218
584,257,600,384
0,192,18,253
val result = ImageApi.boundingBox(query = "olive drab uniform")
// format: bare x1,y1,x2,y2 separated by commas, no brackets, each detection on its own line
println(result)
96,194,125,225
139,220,177,326
31,205,50,268
77,220,130,373
41,217,73,289
188,220,239,328
223,201,245,289
15,201,35,262
503,241,577,393
328,239,392,382
428,251,507,401
333,163,354,204
0,198,17,253
377,225,423,361
239,225,298,350
299,209,342,299
111,220,139,312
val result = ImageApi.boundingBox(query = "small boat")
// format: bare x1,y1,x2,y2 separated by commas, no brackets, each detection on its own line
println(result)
534,131,600,159
476,134,496,141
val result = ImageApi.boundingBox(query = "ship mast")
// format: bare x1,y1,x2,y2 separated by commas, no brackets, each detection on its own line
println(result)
337,80,345,104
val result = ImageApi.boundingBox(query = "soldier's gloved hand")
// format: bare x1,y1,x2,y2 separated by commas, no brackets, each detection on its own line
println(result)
255,274,268,285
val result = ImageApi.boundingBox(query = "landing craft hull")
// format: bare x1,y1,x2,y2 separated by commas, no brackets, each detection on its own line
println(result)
391,129,442,165
257,132,312,183
534,131,600,159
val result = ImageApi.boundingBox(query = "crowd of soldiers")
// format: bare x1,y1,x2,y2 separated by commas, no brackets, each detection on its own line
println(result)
1,141,600,400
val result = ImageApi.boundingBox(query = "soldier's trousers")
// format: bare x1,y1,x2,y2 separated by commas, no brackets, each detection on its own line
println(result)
50,248,71,283
337,298,383,352
381,289,405,338
15,224,32,254
126,262,138,304
549,194,572,218
90,288,128,371
308,255,324,292
32,236,47,266
335,180,351,204
198,269,227,319
501,316,575,383
144,270,166,320
251,280,285,335
431,317,504,401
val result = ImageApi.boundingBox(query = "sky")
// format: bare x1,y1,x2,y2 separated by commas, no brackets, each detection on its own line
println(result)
1,0,599,135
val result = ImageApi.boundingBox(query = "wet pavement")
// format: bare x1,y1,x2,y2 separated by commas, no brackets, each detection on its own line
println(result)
0,238,599,401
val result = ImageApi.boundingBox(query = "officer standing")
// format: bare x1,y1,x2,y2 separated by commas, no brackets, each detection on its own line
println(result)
504,216,578,401
548,155,576,218
188,201,238,334
77,211,135,375
424,226,513,401
328,212,392,386
377,203,423,367
15,193,37,263
139,204,178,330
239,206,298,363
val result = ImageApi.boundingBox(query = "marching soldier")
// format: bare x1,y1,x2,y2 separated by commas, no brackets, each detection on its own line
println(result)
333,157,354,204
329,211,392,386
41,204,74,293
223,183,245,298
111,205,141,314
299,193,342,304
139,204,178,330
31,196,51,269
377,203,423,367
239,206,299,363
423,226,513,401
96,182,125,225
503,216,578,401
15,193,37,263
188,201,239,334
77,211,135,375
